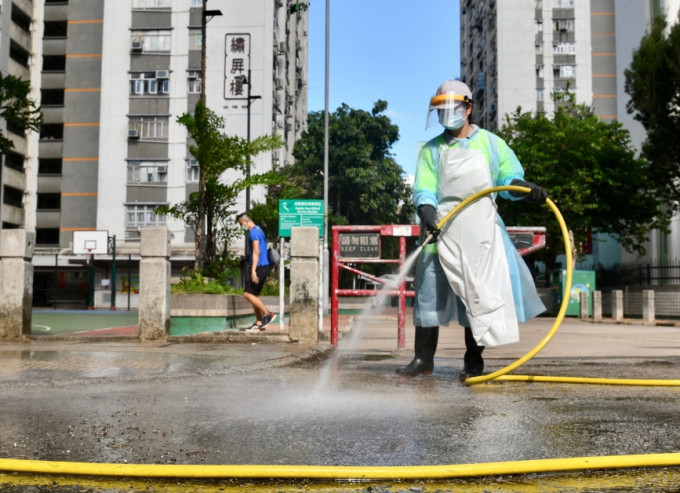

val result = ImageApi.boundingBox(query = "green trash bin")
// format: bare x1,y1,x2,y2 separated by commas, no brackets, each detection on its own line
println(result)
551,269,595,316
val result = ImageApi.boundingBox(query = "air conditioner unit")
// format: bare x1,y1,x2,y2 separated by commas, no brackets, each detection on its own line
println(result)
157,166,168,173
155,70,169,79
188,72,197,80
128,129,140,139
131,40,143,51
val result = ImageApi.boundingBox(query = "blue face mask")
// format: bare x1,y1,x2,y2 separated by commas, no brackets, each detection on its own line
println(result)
440,106,467,130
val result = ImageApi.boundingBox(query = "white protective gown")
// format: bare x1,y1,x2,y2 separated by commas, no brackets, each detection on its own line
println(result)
436,146,520,347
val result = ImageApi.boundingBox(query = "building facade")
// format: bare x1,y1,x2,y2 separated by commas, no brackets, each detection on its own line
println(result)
460,0,680,267
0,0,42,234
0,0,308,307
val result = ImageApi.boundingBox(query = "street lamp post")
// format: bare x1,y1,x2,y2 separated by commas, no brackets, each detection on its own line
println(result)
196,1,222,268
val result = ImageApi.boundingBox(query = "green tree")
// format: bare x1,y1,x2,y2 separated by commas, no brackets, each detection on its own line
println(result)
158,102,283,275
497,101,668,268
288,100,414,228
624,13,680,209
0,72,42,154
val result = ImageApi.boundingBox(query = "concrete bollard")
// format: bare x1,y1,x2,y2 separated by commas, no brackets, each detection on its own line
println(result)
289,227,319,343
612,290,623,321
138,227,171,341
593,290,602,321
0,230,34,339
642,289,655,323
579,291,589,320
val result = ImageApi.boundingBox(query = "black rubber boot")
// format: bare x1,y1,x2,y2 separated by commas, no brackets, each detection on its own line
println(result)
461,326,485,379
396,326,439,377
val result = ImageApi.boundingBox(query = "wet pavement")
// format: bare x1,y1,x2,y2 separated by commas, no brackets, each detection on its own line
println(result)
1,312,680,491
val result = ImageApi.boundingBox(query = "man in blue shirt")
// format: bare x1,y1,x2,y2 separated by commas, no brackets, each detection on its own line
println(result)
237,213,276,331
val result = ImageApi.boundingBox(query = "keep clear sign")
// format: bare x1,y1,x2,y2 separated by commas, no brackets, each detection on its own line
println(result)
339,233,381,259
279,199,324,238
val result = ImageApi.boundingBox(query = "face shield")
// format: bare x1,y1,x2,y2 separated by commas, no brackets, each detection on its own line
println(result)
425,92,471,130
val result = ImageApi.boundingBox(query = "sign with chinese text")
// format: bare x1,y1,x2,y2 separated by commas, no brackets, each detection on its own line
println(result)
224,33,250,100
339,233,381,259
279,199,324,238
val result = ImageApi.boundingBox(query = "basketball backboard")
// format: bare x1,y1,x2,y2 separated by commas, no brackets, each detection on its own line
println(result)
73,230,109,254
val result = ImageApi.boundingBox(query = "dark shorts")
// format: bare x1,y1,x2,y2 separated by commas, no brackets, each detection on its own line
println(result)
244,265,270,295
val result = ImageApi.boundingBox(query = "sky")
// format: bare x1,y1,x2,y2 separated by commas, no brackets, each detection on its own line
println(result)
306,0,461,177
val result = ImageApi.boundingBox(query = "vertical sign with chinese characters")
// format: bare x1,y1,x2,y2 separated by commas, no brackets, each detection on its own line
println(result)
224,33,250,100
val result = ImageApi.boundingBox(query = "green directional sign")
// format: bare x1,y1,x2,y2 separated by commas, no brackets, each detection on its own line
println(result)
279,199,324,238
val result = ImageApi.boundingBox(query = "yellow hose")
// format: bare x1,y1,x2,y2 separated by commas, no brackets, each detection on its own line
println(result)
0,185,678,482
432,185,680,387
1,452,680,479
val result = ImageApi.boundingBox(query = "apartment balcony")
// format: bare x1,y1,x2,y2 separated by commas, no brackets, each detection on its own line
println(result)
3,167,26,190
10,23,32,51
1,204,23,226
39,139,64,158
41,71,66,89
8,58,29,80
42,38,67,56
44,4,69,21
41,105,65,124
36,210,61,228
37,175,62,193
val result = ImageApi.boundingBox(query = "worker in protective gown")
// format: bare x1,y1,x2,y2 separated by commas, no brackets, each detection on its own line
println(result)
396,79,547,380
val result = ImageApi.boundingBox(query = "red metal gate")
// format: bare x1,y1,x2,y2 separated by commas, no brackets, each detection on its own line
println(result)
329,225,546,349
331,225,419,349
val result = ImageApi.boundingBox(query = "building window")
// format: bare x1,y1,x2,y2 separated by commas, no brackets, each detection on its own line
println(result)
555,0,574,6
126,204,166,227
39,158,62,175
127,161,168,184
128,116,169,140
553,42,576,55
131,30,171,52
37,193,61,210
554,19,574,32
535,18,543,33
537,88,544,101
189,30,202,50
132,0,172,8
6,152,25,172
536,65,544,78
535,41,543,55
130,72,170,96
43,55,66,72
187,71,202,93
44,21,67,38
36,228,59,245
553,64,575,78
186,159,199,182
3,185,23,208
191,0,203,6
40,123,64,140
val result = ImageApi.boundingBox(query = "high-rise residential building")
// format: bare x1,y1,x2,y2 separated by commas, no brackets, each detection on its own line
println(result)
460,0,680,266
0,0,42,234
1,0,308,307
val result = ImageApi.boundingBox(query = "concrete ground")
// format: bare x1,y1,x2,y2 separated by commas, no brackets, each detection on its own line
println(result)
1,308,680,492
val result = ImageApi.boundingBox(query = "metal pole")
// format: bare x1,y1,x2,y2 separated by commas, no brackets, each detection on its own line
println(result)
246,67,252,211
110,235,116,311
88,255,94,310
195,0,208,270
127,254,132,311
322,0,330,317
53,253,58,309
